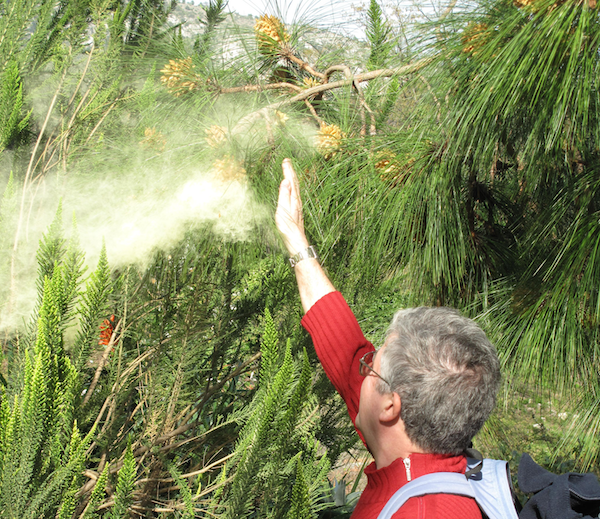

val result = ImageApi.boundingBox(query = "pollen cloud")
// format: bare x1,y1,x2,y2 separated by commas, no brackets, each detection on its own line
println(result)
0,159,265,331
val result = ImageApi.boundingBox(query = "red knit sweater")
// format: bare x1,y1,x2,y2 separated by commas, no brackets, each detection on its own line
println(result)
301,291,482,519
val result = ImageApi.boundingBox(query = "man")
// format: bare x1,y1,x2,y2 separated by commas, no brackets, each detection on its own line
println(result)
275,158,501,519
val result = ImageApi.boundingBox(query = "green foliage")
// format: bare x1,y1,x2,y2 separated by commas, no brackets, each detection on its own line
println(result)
72,242,113,372
0,61,30,152
166,459,195,519
0,0,40,70
109,439,137,519
195,0,229,56
110,0,177,51
259,307,279,386
83,463,109,519
56,423,93,519
2,0,600,515
0,269,91,518
35,203,67,307
215,309,330,519
25,0,91,70
366,0,393,70
287,459,311,519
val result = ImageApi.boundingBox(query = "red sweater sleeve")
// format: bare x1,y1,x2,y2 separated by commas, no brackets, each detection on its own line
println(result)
301,292,375,427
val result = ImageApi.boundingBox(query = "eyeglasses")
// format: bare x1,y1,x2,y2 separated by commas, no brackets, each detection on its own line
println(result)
359,350,392,387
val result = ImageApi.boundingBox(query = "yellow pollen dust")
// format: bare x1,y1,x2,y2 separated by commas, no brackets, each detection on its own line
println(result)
140,127,166,152
160,57,202,96
461,23,488,54
205,125,228,148
213,156,247,183
317,123,345,159
254,15,289,53
275,110,288,125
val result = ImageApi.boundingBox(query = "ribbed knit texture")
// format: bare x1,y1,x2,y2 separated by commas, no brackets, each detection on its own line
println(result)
301,292,482,519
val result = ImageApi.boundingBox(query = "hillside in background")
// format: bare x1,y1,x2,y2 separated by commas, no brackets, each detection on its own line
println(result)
168,1,370,67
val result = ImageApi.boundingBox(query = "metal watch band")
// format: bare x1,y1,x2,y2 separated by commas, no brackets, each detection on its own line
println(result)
289,245,319,268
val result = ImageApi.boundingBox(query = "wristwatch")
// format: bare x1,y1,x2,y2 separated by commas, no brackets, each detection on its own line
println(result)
289,246,319,267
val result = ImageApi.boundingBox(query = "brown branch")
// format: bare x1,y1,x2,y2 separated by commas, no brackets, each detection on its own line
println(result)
303,99,324,125
440,0,459,22
67,44,95,108
322,65,376,135
229,61,429,135
11,64,68,252
354,77,368,136
136,452,235,485
79,427,234,500
81,350,261,498
180,351,261,424
219,82,302,95
263,59,432,111
280,49,325,80
323,64,353,83
83,95,123,147
366,101,377,136
86,347,156,454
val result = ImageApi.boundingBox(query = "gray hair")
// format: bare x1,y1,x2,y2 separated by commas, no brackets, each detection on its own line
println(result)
378,307,500,455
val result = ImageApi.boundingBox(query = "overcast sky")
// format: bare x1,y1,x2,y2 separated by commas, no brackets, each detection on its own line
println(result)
222,0,367,36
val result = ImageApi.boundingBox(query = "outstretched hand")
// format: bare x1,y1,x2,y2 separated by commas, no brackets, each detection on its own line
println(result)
275,158,336,311
275,158,309,255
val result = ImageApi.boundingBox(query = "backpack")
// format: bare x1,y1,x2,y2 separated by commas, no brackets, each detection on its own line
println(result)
376,452,521,519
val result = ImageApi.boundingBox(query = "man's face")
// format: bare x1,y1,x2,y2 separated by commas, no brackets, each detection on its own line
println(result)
355,343,388,444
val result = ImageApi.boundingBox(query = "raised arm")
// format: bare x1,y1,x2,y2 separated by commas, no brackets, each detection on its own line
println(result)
275,158,335,313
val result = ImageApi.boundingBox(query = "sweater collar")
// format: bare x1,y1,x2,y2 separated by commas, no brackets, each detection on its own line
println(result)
361,452,468,502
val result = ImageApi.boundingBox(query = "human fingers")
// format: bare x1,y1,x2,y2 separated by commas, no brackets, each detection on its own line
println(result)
282,158,302,211
282,158,300,193
282,157,295,181
277,178,292,215
276,179,306,253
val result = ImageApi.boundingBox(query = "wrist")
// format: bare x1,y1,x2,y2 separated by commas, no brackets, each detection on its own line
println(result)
284,237,310,256
289,245,319,268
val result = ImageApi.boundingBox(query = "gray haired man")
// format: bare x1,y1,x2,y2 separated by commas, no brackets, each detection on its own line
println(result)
275,158,501,519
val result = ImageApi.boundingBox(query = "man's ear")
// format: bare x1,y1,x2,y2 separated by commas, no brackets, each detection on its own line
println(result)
379,392,401,423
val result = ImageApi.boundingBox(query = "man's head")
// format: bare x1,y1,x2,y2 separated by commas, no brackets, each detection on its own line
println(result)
377,306,501,455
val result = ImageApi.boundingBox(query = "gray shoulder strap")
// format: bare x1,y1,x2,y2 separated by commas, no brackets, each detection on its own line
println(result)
376,472,474,519
468,458,520,519
376,459,519,519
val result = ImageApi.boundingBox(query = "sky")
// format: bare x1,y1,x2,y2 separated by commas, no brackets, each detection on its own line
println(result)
221,0,367,36
223,0,360,19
